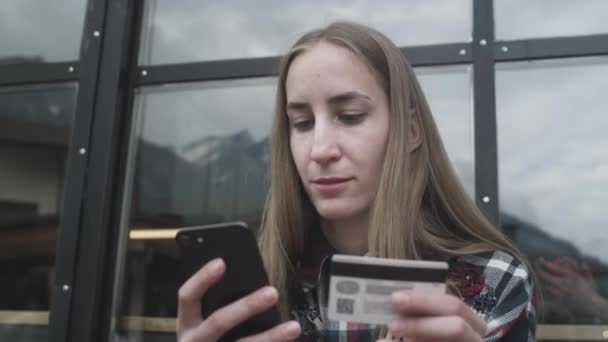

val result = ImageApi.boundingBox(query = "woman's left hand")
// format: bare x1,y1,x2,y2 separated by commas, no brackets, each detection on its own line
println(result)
380,290,486,341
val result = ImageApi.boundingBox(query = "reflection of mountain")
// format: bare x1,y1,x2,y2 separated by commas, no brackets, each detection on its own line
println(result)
135,130,270,228
136,133,605,272
130,132,271,317
135,139,608,321
502,212,580,258
502,212,608,277
501,212,608,324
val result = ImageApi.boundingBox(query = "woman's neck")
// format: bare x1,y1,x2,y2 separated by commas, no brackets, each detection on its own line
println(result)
320,213,369,255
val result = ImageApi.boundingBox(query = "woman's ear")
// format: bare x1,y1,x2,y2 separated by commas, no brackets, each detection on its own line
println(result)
407,111,423,153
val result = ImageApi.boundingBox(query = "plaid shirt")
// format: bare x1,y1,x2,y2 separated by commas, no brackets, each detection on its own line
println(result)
290,228,536,341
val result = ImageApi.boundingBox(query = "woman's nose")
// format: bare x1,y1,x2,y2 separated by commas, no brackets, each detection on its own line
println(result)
310,123,340,164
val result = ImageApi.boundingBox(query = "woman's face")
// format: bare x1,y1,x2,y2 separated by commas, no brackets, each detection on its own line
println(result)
286,41,390,222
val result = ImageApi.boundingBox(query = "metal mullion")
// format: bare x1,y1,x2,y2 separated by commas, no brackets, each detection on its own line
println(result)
65,0,138,340
0,62,79,86
136,57,281,85
98,0,147,340
495,34,608,62
127,34,608,86
133,42,474,85
472,0,499,225
48,0,107,341
402,43,473,66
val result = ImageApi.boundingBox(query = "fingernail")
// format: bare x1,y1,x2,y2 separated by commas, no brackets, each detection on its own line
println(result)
209,258,224,275
392,292,409,306
283,321,301,338
260,286,278,302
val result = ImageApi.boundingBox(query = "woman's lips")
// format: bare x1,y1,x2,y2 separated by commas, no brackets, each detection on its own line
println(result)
311,177,352,194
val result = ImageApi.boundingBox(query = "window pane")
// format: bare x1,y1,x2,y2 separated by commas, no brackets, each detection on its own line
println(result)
109,78,275,340
0,1,87,63
0,83,77,339
497,57,608,325
495,0,608,40
139,0,472,65
110,69,475,338
133,79,274,225
416,65,475,198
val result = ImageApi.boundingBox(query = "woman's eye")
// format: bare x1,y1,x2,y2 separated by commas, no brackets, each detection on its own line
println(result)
339,112,364,125
292,119,314,131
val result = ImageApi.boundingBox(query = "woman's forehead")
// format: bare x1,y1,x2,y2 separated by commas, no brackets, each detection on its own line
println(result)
285,42,383,102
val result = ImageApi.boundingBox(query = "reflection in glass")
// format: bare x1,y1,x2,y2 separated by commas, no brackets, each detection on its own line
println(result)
0,0,87,63
109,78,276,340
416,65,474,198
495,0,608,40
110,67,476,338
0,83,77,337
134,78,275,226
496,57,608,325
139,0,472,64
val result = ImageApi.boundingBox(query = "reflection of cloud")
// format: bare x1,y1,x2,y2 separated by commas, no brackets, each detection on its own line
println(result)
416,65,475,197
141,0,471,64
496,57,608,262
137,66,476,198
0,0,87,61
137,78,276,149
495,0,608,40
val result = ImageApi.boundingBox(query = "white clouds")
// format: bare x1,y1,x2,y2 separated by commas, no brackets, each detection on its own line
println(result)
0,0,87,62
138,78,276,149
497,57,608,261
416,65,475,196
495,0,608,40
139,0,471,64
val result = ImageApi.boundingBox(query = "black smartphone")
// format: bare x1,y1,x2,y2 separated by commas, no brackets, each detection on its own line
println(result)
175,221,280,341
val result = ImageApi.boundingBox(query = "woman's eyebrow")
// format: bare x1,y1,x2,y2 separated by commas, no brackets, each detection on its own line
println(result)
287,91,371,111
327,91,372,106
285,101,310,112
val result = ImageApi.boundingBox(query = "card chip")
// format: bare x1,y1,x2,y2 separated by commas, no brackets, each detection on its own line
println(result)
337,298,355,315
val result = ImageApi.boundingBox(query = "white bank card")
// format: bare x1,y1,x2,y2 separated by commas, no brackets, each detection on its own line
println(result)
327,254,449,325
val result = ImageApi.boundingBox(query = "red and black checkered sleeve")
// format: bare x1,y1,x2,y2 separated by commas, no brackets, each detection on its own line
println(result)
478,251,536,342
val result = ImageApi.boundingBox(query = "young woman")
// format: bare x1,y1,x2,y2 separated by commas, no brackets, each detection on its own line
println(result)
177,21,535,342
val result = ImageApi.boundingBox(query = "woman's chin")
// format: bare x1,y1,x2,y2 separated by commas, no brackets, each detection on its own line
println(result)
313,202,366,222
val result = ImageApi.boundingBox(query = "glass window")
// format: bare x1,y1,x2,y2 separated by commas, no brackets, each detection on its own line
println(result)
0,83,78,339
132,78,275,226
0,0,88,63
109,78,276,341
110,66,476,338
495,0,608,40
416,65,475,198
139,0,472,65
496,57,608,327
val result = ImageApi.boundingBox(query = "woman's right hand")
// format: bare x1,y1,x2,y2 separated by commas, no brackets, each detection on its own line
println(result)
177,258,302,342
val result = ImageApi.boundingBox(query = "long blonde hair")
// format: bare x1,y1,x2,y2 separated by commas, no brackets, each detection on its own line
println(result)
259,21,529,320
